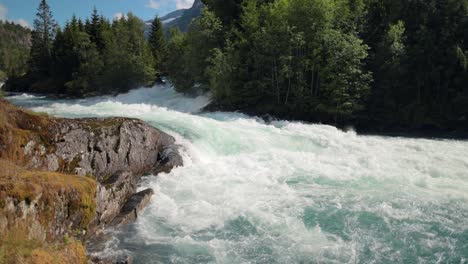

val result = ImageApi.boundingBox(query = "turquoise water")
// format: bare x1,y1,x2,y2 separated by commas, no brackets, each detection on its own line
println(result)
7,86,468,263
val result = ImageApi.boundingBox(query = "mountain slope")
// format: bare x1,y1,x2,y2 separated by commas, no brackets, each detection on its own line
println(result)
161,9,187,24
0,20,31,81
145,0,204,34
165,0,204,32
145,8,186,29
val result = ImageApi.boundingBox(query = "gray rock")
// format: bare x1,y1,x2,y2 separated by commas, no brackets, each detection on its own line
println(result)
110,189,155,226
24,140,36,155
154,144,184,174
37,117,183,230
95,172,138,227
46,154,59,171
89,255,133,264
52,118,178,181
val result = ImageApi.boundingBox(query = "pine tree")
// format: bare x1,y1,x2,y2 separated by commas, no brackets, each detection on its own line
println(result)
87,7,105,50
101,13,155,93
148,16,166,79
30,0,56,75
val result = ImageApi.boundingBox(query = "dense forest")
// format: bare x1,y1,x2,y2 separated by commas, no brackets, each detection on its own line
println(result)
5,0,165,97
0,20,31,82
4,0,468,130
166,0,468,130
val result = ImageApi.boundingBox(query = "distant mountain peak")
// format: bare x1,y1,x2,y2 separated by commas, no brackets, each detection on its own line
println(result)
192,0,204,8
145,0,204,35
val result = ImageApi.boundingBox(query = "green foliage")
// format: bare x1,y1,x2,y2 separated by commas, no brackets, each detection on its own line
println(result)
0,71,6,82
7,1,157,97
4,0,467,129
165,9,224,94
185,9,224,89
52,16,103,96
172,0,372,121
30,0,56,75
365,0,468,127
206,44,239,105
100,13,156,93
63,32,103,96
319,29,371,118
202,0,243,25
85,7,106,51
385,20,406,60
168,0,468,129
148,16,167,78
0,20,31,79
165,28,194,93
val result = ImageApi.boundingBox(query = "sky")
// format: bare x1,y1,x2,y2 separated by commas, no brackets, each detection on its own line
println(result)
0,0,195,28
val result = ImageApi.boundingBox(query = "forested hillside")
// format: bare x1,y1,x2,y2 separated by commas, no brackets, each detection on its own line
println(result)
166,0,468,130
6,1,163,97
0,21,31,81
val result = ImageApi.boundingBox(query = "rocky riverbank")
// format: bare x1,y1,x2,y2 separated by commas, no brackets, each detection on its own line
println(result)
0,99,182,263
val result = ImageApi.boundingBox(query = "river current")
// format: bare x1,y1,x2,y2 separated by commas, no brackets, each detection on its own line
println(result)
6,85,468,264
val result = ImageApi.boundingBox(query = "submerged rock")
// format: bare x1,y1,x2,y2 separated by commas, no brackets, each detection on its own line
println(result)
111,188,155,226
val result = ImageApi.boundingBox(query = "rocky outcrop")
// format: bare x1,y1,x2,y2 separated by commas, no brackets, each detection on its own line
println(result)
51,117,179,181
0,99,183,262
45,117,182,231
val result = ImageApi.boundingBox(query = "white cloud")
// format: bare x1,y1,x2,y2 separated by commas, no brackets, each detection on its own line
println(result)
0,3,8,20
16,18,30,28
145,0,194,10
113,12,127,20
175,0,194,9
146,0,161,9
0,4,30,28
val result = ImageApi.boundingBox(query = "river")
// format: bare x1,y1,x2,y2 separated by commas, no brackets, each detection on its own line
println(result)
6,85,468,264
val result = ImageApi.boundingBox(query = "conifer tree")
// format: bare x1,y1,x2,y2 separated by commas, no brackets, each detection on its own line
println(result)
87,7,105,50
148,16,167,79
30,0,56,74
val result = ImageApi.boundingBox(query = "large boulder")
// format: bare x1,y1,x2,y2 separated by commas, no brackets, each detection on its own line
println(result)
46,117,183,230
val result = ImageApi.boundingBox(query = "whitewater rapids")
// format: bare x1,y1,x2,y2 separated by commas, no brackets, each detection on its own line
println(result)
7,85,468,263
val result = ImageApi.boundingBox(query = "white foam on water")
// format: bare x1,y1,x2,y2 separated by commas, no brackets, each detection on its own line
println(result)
7,93,47,99
8,85,468,263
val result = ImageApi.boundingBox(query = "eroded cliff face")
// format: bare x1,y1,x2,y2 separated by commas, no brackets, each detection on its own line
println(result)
0,99,182,263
